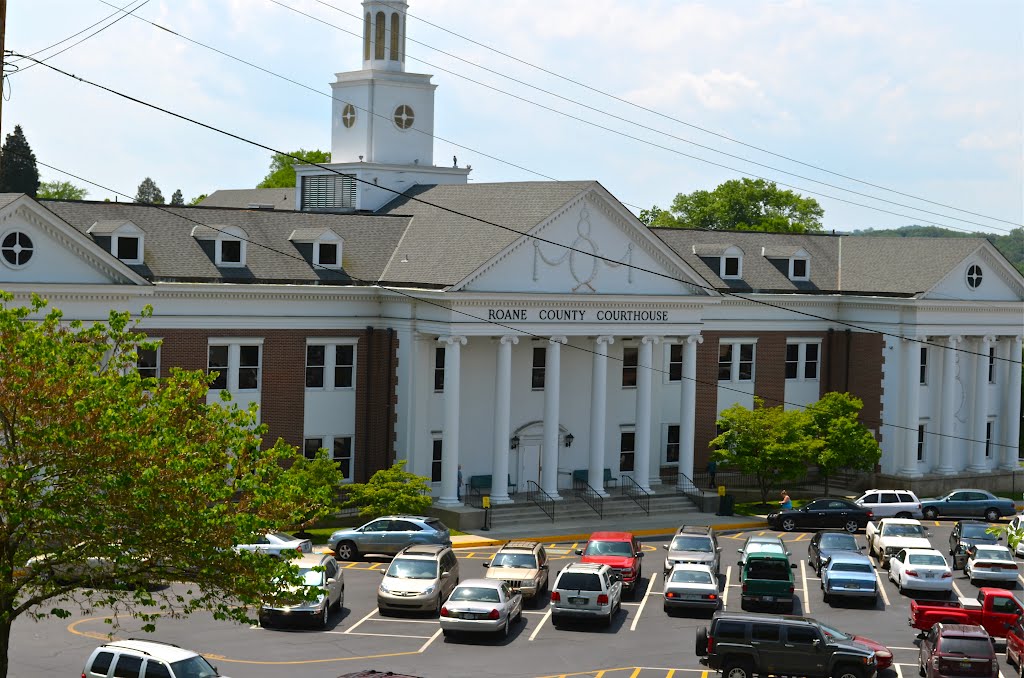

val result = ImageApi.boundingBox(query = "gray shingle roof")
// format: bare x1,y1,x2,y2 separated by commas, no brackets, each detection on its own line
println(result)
86,220,134,235
838,237,985,295
376,181,595,286
40,200,409,285
199,189,295,210
0,193,25,210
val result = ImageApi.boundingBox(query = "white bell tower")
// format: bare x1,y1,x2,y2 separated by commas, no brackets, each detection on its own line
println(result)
296,0,469,212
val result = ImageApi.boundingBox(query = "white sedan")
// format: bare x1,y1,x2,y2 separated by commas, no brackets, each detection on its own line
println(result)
965,545,1019,585
663,563,720,614
440,579,523,639
235,531,313,558
888,548,953,595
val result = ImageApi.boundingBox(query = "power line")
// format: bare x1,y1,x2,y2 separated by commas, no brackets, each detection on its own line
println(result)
364,0,1023,229
10,0,144,65
13,52,1019,369
25,155,1017,451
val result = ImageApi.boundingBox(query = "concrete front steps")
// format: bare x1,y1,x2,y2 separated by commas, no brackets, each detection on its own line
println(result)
483,488,699,531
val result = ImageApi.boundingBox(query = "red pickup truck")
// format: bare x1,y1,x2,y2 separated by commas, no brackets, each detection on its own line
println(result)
910,588,1023,639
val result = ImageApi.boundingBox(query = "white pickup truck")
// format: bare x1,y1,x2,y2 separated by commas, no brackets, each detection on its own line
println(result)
865,517,932,568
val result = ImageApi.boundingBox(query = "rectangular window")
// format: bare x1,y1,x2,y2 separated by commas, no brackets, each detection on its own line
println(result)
791,258,808,279
221,239,242,263
431,438,443,482
785,344,799,379
307,342,355,389
117,236,140,261
785,341,819,381
208,345,229,390
668,343,683,381
304,437,324,460
804,343,819,379
532,347,546,390
622,346,638,388
920,347,928,385
333,436,353,480
737,343,754,381
335,345,354,388
318,242,338,265
620,429,635,473
718,344,733,381
665,425,680,464
986,421,993,458
306,345,325,388
137,346,159,379
988,346,996,383
917,425,925,462
723,256,740,277
237,344,261,390
434,347,445,392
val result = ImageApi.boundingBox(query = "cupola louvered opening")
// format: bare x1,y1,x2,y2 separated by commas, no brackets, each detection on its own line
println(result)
301,174,357,211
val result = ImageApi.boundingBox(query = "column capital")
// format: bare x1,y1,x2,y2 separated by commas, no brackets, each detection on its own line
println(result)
686,334,705,346
438,335,467,346
595,335,615,345
982,334,997,344
902,334,928,343
499,335,520,346
549,336,568,345
947,335,963,345
641,335,661,345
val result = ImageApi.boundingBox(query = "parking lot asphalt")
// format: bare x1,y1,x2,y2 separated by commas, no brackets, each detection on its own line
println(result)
10,520,1024,678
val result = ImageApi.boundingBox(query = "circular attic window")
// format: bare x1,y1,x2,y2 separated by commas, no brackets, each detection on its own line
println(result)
1,230,34,268
393,104,415,130
341,103,356,128
966,264,983,290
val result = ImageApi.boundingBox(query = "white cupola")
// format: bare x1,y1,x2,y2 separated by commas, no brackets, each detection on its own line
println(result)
362,1,408,72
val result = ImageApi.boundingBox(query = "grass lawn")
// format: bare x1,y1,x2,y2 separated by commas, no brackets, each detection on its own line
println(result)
731,498,810,517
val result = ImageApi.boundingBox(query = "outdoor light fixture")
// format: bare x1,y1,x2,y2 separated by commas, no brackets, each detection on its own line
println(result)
564,433,574,448
510,435,520,450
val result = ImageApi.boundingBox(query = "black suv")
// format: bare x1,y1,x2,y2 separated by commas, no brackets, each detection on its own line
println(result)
949,521,1000,570
696,612,877,678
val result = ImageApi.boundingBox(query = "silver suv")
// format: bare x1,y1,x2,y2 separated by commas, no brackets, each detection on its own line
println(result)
378,543,460,615
663,525,721,578
550,562,623,628
855,489,923,519
83,639,227,677
328,516,451,561
259,553,344,629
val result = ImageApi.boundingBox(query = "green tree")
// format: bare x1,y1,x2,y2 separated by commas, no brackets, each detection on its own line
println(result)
134,177,164,204
709,397,812,505
257,149,330,188
170,189,184,206
804,392,881,496
0,126,40,197
36,180,88,200
188,193,208,206
644,178,824,233
343,460,432,517
0,292,344,676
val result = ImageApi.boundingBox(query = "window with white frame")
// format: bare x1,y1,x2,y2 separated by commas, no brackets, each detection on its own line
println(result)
207,340,262,391
237,345,260,389
720,250,742,279
431,437,443,482
219,238,243,266
920,347,928,385
917,423,926,462
619,428,636,472
193,225,248,267
316,241,340,268
304,438,324,459
668,343,683,382
113,231,144,264
785,341,819,380
532,347,546,390
208,345,229,390
136,346,159,379
333,436,353,480
622,346,638,388
988,346,996,383
433,347,445,392
789,256,809,281
665,424,680,464
719,341,755,382
305,341,356,389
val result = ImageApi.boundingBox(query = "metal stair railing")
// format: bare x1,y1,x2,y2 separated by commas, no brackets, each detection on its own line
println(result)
620,474,650,515
675,471,714,511
524,480,556,523
572,477,604,519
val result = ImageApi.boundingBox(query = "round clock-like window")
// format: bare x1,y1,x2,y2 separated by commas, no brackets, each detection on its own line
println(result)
1,230,34,268
393,104,415,130
966,264,983,289
341,103,356,128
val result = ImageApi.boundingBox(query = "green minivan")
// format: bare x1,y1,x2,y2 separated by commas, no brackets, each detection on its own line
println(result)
737,535,798,613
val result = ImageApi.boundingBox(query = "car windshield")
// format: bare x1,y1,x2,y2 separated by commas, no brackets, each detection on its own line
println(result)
817,622,852,642
830,562,872,573
939,636,995,656
882,524,925,538
299,568,324,586
169,656,219,678
670,569,714,584
746,542,785,555
386,559,438,579
670,536,713,552
820,534,858,550
491,553,537,568
585,541,633,556
557,572,602,591
975,548,1012,561
908,554,946,566
269,531,297,543
962,525,994,539
449,586,500,602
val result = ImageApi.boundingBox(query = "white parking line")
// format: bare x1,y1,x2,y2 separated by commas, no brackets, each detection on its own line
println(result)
418,627,443,652
951,580,967,599
630,572,659,631
366,617,437,624
528,608,552,641
522,610,548,615
875,570,892,607
723,566,732,607
894,662,906,678
800,560,811,615
347,631,432,639
343,607,379,635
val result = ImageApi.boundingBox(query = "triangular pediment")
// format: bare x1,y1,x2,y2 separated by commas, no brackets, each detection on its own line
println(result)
453,188,714,296
0,197,149,287
921,243,1024,302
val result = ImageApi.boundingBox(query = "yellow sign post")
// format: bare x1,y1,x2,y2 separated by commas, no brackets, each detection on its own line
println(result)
482,495,491,509
718,485,726,497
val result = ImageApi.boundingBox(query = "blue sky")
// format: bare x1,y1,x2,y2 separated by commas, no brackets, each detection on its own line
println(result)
6,0,1022,234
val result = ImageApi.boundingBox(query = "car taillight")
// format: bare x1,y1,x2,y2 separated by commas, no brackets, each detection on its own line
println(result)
665,591,678,599
488,609,500,620
942,571,952,578
742,583,747,592
705,593,718,600
789,585,795,594
550,591,560,602
597,594,609,606
440,606,449,617
906,570,919,577
867,510,874,519
707,635,715,653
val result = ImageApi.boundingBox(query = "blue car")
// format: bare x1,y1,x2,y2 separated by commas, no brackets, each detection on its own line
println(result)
920,489,1016,522
821,552,878,604
327,515,451,561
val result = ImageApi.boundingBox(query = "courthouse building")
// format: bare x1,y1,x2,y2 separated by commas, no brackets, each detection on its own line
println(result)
0,0,1020,504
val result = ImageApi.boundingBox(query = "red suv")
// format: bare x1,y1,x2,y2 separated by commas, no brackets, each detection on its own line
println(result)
1007,618,1024,672
575,531,644,597
918,623,997,678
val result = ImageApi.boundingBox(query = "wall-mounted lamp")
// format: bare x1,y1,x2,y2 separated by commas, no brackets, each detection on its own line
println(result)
564,433,574,448
510,435,520,450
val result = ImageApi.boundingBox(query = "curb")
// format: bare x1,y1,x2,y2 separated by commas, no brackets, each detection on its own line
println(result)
450,519,770,548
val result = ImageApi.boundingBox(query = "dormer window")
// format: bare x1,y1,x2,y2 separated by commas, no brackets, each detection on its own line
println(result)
720,246,743,279
789,254,809,281
219,239,243,266
114,235,141,263
761,245,809,281
317,242,338,266
88,220,145,264
289,228,344,270
191,224,247,268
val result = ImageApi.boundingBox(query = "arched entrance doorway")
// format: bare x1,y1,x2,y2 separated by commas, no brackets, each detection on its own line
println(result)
510,421,571,489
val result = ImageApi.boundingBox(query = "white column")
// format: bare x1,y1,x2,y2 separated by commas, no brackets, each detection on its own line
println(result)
936,335,960,474
678,334,703,486
634,336,659,492
542,336,567,499
588,336,613,497
899,336,922,477
436,335,466,507
968,336,994,472
1001,336,1023,470
491,336,518,504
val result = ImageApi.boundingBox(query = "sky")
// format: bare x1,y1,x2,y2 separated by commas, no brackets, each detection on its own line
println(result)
5,0,1022,235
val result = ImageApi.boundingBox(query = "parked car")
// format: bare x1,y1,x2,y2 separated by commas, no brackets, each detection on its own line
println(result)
736,535,797,612
951,521,1002,568
808,531,865,575
921,490,1015,522
481,540,549,607
328,516,451,561
439,579,523,639
83,639,228,678
234,531,312,558
767,497,873,533
821,552,878,604
1006,616,1024,672
910,588,1024,638
662,563,720,614
549,562,623,627
695,612,883,678
918,623,998,678
663,525,721,578
854,488,923,519
866,518,932,568
964,545,1019,586
259,553,344,629
576,531,643,596
378,544,459,615
888,548,953,596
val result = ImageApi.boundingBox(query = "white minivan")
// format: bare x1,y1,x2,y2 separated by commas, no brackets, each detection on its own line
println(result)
83,639,226,677
855,489,923,519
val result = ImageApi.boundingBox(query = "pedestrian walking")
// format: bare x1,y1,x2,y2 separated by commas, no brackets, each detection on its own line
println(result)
706,459,717,488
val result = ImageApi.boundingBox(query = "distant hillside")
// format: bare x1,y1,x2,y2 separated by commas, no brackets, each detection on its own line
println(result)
848,225,1023,275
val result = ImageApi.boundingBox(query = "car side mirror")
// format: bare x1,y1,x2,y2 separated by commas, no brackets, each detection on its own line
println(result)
716,547,722,552
326,577,337,585
663,544,669,550
791,563,798,569
738,560,744,567
812,638,822,650
859,545,866,550
786,551,792,557
636,552,644,558
541,564,549,570
440,571,450,578
737,548,744,554
482,562,490,568
575,549,583,556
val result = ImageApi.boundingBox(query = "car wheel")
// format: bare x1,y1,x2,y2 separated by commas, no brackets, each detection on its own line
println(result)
515,605,523,623
696,626,709,656
501,616,510,638
781,517,797,532
318,605,329,629
919,656,926,677
550,613,560,629
442,629,453,639
823,591,831,604
844,520,859,534
723,661,754,678
334,541,357,561
832,664,865,678
434,596,442,617
985,508,1001,522
924,507,939,520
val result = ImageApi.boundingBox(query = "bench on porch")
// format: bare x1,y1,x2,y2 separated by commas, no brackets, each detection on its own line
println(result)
571,468,618,489
468,474,518,499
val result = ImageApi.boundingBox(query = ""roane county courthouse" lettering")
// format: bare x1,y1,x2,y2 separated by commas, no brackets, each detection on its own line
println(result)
486,308,670,322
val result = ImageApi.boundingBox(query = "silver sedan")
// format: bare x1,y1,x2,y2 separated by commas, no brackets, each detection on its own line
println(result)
439,579,523,639
663,563,720,614
235,531,313,558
